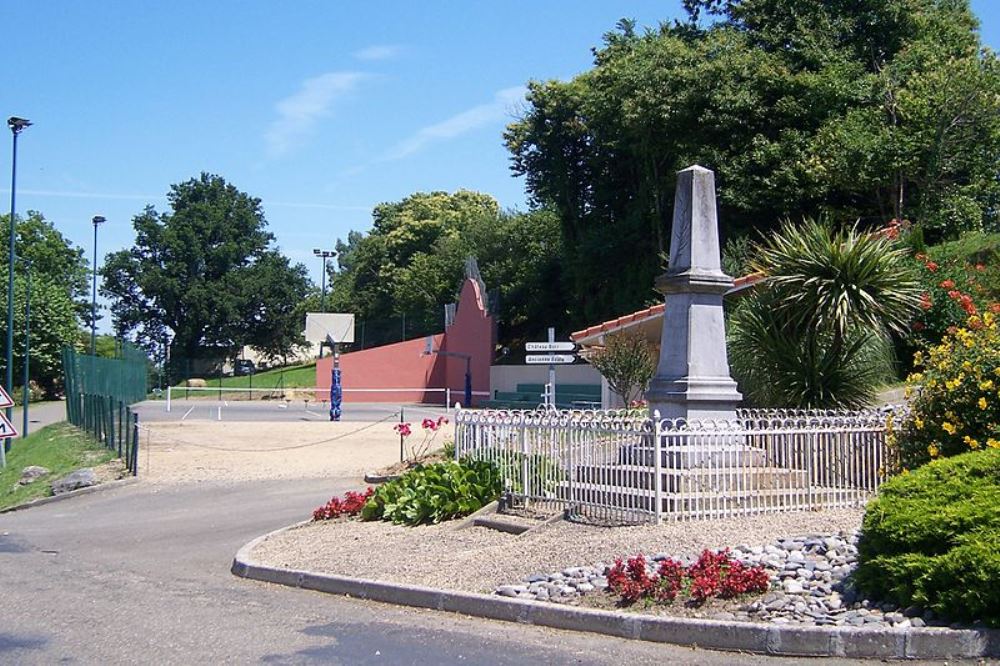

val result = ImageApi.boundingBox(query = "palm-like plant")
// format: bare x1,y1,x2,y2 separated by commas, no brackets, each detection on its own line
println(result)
730,217,921,409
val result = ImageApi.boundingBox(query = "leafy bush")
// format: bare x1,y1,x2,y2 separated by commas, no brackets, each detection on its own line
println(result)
586,330,656,405
855,449,1000,626
361,459,501,526
471,448,565,496
895,311,1000,466
729,218,919,408
312,488,374,521
908,245,1000,352
607,550,769,606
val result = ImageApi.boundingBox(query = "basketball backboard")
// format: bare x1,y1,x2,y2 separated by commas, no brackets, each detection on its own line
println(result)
305,313,355,345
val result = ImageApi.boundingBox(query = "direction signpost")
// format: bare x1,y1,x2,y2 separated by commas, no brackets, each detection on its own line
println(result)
0,384,17,467
525,329,576,408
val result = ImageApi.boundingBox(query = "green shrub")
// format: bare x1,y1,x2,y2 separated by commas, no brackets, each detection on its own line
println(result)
894,310,1000,467
471,448,565,496
855,449,1000,625
361,459,501,526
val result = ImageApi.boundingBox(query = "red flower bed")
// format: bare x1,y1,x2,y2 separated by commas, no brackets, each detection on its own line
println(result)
607,549,769,606
312,487,375,521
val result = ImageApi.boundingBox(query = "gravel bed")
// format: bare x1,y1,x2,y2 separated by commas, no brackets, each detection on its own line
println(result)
251,507,863,594
496,532,961,630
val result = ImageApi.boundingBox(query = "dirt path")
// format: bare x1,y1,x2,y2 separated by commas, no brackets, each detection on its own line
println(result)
138,420,444,483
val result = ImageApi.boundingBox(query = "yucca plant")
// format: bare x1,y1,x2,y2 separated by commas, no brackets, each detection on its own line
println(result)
730,217,921,409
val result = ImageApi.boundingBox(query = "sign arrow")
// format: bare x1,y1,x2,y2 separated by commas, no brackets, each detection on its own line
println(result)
526,354,575,365
526,341,576,352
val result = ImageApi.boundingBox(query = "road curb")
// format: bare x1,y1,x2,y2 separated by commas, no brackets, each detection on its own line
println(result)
0,477,140,514
232,522,1000,660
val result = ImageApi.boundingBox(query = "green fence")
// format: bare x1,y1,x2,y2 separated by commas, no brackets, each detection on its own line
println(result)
62,343,147,475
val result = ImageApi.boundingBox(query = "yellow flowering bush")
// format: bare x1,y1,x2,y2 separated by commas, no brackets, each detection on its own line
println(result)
898,311,1000,466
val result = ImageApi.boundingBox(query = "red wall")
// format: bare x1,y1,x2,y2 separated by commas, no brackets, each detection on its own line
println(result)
315,277,494,406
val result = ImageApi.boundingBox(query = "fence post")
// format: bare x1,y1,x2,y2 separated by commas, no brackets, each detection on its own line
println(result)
453,403,461,462
520,412,529,503
807,432,815,509
131,411,139,476
446,388,451,416
653,410,663,525
166,386,172,413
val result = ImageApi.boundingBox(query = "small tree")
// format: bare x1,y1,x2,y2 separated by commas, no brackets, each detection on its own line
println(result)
586,330,656,405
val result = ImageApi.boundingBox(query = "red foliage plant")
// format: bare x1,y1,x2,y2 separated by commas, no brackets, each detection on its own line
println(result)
607,549,770,606
312,487,375,521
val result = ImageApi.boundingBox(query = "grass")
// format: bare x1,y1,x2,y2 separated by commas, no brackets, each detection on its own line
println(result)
0,423,117,511
172,361,318,391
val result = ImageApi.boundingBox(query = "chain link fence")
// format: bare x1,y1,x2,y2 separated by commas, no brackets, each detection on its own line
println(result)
62,343,147,475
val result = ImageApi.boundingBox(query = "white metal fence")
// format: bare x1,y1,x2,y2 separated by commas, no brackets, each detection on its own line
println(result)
454,408,897,524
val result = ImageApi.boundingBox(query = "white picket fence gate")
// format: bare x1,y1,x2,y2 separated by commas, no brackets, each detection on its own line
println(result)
454,408,897,524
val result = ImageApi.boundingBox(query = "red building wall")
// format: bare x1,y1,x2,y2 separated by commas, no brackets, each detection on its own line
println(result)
315,277,494,406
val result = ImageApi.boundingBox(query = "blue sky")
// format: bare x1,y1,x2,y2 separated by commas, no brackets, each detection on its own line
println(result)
4,1,1000,331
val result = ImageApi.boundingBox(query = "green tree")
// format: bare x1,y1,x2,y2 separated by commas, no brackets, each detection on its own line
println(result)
586,330,657,405
506,0,999,329
100,173,311,372
0,266,80,395
329,191,567,348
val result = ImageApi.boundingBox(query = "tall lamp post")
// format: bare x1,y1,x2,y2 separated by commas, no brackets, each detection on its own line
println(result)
312,248,335,358
5,117,31,461
19,257,31,438
90,215,106,355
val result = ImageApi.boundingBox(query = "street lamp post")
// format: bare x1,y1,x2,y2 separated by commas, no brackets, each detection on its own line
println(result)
312,249,335,358
5,117,31,462
19,257,31,438
91,216,106,356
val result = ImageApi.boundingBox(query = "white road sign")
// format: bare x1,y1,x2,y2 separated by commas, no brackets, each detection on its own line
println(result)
0,412,19,439
526,354,575,365
526,341,576,352
0,384,12,409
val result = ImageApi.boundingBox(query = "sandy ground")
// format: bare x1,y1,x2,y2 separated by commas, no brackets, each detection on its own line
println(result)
252,508,864,594
138,420,444,483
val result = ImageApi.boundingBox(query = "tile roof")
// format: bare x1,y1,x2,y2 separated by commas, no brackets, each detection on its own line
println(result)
570,273,764,343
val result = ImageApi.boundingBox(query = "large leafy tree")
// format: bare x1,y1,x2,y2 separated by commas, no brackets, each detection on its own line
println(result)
0,212,90,394
506,1,999,329
329,191,566,348
100,173,311,370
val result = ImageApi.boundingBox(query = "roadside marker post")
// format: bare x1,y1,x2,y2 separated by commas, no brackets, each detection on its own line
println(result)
525,330,577,408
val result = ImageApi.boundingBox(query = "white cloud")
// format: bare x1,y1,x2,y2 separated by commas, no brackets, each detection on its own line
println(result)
352,44,403,61
384,86,526,161
264,71,367,157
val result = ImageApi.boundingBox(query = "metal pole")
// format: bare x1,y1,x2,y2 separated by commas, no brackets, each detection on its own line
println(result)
90,216,105,356
464,357,472,408
21,262,30,438
4,127,20,460
320,255,328,312
547,327,556,409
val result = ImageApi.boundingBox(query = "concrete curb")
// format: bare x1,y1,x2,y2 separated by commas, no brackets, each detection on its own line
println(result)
0,477,140,514
232,522,1000,660
362,472,399,484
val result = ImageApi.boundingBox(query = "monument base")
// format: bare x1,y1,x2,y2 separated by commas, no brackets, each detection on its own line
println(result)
646,375,742,423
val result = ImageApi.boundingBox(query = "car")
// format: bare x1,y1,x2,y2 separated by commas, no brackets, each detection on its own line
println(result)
234,359,256,376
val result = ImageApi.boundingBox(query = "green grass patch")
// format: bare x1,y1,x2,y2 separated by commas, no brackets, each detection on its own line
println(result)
172,362,318,391
0,423,117,511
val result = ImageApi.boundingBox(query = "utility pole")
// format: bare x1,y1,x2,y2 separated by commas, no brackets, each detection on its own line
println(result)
5,117,31,461
91,216,106,355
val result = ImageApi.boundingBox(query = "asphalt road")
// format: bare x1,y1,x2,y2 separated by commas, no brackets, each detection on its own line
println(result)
0,479,948,665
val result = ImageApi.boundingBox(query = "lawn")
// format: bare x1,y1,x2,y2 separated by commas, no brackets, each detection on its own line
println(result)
172,362,318,391
0,423,117,511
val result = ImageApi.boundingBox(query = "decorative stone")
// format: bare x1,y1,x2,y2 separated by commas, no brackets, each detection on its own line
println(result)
50,468,97,495
18,465,50,485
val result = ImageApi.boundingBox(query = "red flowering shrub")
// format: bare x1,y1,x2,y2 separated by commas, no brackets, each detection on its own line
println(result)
910,252,1000,351
312,487,375,521
607,549,770,606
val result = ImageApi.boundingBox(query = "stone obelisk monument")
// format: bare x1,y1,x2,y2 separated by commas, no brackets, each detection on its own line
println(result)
646,165,742,422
